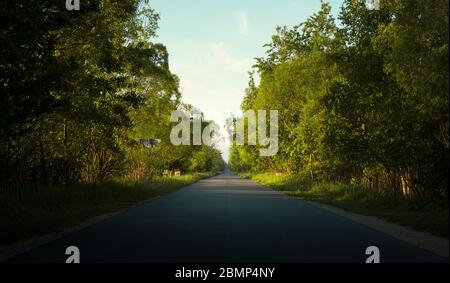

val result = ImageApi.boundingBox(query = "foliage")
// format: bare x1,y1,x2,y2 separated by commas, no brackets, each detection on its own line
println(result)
230,0,449,199
0,0,224,192
248,172,448,237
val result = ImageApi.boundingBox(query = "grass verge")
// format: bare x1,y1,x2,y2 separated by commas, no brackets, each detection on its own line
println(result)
0,172,216,247
244,172,449,238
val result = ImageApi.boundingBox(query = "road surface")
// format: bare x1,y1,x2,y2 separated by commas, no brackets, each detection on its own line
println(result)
8,172,447,263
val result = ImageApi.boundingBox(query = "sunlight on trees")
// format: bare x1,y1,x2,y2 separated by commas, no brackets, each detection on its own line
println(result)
0,0,224,192
230,0,449,199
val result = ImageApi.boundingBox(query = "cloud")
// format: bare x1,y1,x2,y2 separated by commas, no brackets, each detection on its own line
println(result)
208,41,253,72
234,9,250,36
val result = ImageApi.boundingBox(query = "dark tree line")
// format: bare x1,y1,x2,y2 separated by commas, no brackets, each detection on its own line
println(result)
0,0,223,193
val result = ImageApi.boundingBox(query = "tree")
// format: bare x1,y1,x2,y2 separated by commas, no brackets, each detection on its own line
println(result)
231,0,448,199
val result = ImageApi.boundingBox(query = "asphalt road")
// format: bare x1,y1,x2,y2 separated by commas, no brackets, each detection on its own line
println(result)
8,172,447,263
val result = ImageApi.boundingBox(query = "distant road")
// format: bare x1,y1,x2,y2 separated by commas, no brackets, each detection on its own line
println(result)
9,172,447,263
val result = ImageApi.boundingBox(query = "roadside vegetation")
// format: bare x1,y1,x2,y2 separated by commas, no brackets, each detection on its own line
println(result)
243,173,448,238
231,0,448,237
0,1,224,245
0,172,217,246
0,0,225,192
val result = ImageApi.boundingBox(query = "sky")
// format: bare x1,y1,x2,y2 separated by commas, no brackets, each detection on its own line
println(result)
150,0,345,161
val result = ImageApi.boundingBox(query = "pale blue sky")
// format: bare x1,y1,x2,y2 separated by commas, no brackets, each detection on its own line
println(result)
150,0,344,160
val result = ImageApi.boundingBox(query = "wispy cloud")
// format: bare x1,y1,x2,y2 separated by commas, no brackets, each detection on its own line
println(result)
234,9,250,36
208,41,253,72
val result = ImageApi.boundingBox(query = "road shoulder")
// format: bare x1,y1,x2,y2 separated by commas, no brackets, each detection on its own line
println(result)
300,198,449,259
